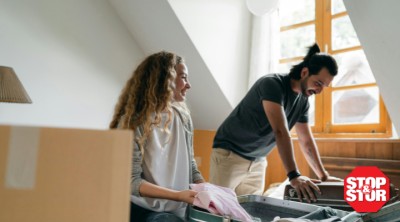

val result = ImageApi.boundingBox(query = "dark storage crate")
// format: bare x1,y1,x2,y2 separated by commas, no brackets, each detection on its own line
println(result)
188,195,348,222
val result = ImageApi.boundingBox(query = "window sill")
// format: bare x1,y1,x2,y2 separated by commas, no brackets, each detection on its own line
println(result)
291,133,399,142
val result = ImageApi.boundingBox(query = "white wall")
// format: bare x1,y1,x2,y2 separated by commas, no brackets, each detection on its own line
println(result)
109,0,233,130
345,0,399,137
168,0,251,107
0,0,144,129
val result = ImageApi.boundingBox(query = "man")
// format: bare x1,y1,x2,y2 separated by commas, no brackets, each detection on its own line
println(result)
210,43,342,203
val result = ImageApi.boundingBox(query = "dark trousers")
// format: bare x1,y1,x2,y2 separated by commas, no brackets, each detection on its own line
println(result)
130,202,185,222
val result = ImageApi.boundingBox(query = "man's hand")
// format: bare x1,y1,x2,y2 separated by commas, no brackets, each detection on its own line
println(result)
324,175,343,182
289,176,321,203
319,170,343,182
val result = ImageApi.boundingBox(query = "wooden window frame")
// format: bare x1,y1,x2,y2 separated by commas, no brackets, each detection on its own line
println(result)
280,0,392,138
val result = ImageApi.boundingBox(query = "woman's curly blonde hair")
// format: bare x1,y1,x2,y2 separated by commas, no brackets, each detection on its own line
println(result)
109,51,184,154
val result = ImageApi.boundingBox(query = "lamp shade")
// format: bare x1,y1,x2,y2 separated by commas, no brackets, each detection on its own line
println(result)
0,66,32,103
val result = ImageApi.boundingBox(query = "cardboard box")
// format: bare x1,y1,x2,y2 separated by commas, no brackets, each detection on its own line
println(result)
0,125,132,222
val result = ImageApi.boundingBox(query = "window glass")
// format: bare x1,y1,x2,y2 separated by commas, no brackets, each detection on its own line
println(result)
332,87,380,124
308,95,315,126
331,0,346,15
280,25,315,59
332,15,360,50
332,50,376,87
277,0,389,135
279,0,315,27
277,61,299,73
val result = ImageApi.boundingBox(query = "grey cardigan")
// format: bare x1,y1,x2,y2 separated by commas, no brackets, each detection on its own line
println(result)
130,106,204,196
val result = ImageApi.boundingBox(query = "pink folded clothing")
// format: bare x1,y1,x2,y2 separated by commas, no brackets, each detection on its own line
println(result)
190,183,253,222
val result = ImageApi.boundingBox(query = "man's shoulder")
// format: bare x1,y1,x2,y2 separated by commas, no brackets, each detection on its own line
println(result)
260,73,287,81
256,73,288,87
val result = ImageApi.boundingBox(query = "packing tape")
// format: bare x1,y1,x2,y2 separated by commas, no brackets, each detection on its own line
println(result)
5,126,40,189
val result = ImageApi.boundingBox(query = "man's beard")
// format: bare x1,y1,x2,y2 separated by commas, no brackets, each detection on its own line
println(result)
300,77,309,96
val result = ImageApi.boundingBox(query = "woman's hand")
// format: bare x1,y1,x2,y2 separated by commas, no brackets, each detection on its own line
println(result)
176,190,198,204
194,179,205,184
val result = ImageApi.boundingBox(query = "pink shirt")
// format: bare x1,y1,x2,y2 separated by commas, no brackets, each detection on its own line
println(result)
190,183,253,222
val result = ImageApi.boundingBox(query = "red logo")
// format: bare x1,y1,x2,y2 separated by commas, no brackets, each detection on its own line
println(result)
344,166,389,212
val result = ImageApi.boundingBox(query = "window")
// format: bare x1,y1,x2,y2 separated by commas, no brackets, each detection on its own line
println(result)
278,0,391,137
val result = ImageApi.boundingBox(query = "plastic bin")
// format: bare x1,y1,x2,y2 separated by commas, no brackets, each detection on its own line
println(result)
188,195,349,222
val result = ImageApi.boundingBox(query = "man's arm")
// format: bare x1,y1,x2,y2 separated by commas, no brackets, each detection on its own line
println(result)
262,100,297,174
262,100,320,202
295,122,343,181
294,122,327,180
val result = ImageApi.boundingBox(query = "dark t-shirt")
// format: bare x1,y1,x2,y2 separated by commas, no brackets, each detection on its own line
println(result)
213,73,309,160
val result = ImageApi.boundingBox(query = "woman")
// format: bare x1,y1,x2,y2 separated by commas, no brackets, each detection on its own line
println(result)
110,51,204,221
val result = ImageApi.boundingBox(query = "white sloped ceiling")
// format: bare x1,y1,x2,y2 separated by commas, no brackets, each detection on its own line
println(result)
345,0,399,136
109,0,234,130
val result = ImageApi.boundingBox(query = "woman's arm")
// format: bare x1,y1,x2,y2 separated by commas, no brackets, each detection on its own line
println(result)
190,136,205,183
139,181,198,204
132,129,198,204
131,137,145,197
